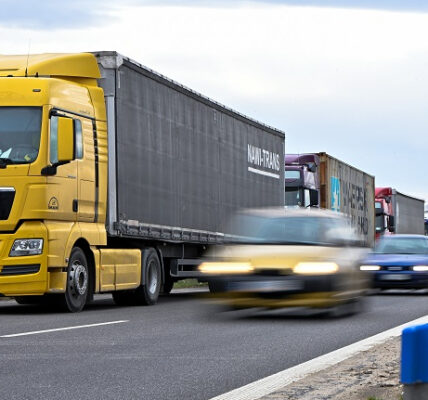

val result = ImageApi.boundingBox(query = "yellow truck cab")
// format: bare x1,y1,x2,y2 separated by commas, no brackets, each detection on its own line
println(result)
0,52,285,312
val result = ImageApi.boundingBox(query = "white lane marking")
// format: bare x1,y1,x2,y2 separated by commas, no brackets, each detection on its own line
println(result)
210,314,428,400
0,320,129,338
248,167,280,179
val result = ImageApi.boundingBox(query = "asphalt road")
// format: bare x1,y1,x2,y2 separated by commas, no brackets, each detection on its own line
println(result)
1,290,428,400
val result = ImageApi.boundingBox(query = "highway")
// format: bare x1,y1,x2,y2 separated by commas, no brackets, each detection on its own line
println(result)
1,290,428,400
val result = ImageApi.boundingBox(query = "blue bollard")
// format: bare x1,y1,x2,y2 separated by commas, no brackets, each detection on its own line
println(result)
401,323,428,399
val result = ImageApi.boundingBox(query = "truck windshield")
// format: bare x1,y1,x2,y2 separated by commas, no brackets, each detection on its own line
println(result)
0,107,42,164
375,215,385,232
285,188,301,206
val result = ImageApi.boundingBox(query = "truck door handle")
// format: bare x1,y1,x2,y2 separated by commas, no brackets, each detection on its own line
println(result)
73,199,78,212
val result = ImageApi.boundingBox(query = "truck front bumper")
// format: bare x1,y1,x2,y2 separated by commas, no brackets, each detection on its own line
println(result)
0,221,48,296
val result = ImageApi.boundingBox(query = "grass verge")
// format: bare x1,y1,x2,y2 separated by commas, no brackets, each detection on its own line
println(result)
173,279,208,289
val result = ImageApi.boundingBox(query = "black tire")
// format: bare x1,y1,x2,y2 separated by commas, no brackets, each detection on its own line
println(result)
61,247,90,312
134,248,162,305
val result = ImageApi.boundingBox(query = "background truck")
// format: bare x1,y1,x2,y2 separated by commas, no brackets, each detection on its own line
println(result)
375,187,425,237
425,204,428,235
0,51,285,311
284,153,375,247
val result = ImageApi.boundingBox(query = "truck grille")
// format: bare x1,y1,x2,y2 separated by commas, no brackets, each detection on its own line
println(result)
0,264,40,275
0,187,15,220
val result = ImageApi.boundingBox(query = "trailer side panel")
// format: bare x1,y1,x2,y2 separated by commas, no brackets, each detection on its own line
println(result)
96,53,285,242
320,153,375,247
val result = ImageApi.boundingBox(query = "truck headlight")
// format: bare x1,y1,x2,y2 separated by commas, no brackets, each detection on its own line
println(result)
294,262,338,275
198,262,254,274
10,239,44,256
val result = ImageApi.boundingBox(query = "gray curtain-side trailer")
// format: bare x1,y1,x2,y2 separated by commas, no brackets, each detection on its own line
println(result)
392,191,425,234
94,52,285,286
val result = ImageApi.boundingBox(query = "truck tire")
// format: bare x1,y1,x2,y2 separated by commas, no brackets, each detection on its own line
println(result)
134,248,161,305
61,247,90,312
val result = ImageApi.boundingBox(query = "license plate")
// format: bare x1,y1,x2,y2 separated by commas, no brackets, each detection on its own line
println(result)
230,280,302,292
379,274,411,281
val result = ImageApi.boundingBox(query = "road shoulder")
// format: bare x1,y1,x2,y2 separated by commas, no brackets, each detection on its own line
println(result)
260,336,402,400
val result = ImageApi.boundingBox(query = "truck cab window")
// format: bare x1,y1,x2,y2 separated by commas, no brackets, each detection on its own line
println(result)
285,188,301,206
0,107,42,164
50,116,83,163
50,116,58,164
74,120,83,159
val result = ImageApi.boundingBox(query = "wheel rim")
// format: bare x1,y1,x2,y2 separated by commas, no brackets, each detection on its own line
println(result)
147,259,159,295
69,261,88,298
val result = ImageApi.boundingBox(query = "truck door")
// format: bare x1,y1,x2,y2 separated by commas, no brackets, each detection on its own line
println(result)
75,118,95,221
47,114,78,221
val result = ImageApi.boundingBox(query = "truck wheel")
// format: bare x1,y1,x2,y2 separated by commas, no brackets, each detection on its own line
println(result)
62,247,90,312
134,248,161,305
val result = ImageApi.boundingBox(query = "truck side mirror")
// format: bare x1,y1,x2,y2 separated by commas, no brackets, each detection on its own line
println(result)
307,162,317,173
57,117,75,163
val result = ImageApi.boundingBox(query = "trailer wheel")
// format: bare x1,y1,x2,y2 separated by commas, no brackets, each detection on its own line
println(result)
61,247,90,312
134,248,161,305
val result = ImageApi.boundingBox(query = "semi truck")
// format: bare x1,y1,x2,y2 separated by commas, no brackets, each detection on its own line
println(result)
284,153,375,247
375,187,425,237
425,204,428,235
0,51,285,312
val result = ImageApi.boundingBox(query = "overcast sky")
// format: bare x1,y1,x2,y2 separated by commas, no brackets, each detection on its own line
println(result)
1,0,427,203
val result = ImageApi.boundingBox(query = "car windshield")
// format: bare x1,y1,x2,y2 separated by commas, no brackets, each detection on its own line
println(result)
375,237,428,255
226,214,355,245
0,107,42,164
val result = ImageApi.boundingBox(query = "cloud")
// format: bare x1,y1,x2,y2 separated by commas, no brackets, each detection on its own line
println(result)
3,0,428,31
0,3,426,202
0,0,120,29
108,0,428,13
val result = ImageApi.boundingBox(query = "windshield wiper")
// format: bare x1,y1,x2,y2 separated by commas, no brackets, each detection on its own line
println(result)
0,158,15,168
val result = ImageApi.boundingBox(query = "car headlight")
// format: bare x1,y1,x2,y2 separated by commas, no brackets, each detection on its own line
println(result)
293,262,338,275
413,265,428,272
360,265,381,271
198,262,254,274
10,239,44,256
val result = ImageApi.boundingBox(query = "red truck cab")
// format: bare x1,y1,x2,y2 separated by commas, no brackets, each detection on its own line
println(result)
375,187,395,239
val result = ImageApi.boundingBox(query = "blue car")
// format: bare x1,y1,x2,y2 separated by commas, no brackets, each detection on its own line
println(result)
361,235,428,289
